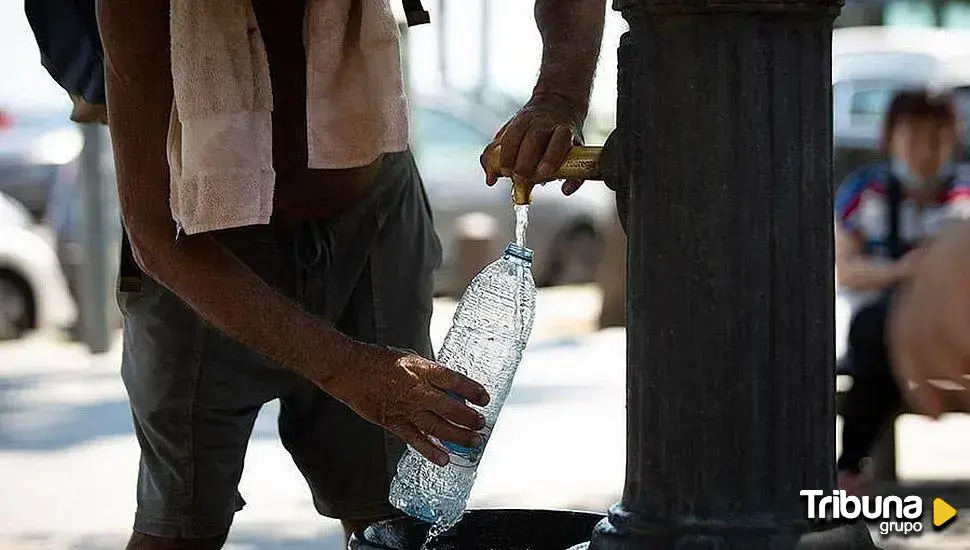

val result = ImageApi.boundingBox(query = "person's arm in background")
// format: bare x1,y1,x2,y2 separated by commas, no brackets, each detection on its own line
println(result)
97,0,486,466
834,225,915,291
833,171,918,291
481,0,607,192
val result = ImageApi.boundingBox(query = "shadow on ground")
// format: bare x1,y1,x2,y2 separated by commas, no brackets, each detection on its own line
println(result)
0,372,282,452
7,526,345,550
503,384,612,407
0,335,603,451
225,528,344,550
471,495,617,516
524,336,588,354
0,372,133,451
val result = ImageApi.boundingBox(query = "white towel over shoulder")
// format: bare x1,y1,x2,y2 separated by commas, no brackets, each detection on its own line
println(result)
168,0,410,235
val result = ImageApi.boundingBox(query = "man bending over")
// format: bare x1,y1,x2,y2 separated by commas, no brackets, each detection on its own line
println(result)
96,0,606,547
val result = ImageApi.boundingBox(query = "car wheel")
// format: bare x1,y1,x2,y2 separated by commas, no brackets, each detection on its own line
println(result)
0,274,32,341
544,223,604,286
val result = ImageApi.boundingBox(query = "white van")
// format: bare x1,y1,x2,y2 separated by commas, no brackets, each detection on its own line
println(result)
833,26,970,151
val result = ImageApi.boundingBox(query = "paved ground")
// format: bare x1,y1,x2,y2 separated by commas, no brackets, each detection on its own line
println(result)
1,286,968,549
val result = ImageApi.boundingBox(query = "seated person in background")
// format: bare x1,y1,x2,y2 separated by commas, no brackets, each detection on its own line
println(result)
834,89,970,494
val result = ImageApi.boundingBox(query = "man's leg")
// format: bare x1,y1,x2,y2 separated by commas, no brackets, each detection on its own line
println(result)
277,150,440,542
119,230,296,548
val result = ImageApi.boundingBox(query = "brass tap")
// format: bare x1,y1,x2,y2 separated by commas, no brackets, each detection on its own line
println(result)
485,145,604,205
512,181,535,206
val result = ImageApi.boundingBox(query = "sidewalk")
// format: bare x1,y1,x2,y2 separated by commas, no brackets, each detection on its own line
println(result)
1,286,969,549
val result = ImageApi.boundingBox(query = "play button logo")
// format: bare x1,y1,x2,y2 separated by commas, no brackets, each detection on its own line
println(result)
933,498,957,529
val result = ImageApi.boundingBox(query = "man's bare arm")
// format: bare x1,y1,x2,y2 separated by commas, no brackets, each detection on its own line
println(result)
834,224,911,292
98,0,357,385
97,0,487,465
532,0,607,123
483,0,607,191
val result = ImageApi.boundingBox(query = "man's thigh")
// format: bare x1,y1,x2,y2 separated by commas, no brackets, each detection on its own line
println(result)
119,231,299,538
363,149,441,358
279,150,441,520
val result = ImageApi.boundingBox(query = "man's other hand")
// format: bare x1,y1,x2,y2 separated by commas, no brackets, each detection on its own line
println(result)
481,94,585,195
889,220,970,417
325,345,490,466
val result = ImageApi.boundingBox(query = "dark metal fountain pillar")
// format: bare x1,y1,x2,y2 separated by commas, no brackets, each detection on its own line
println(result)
588,1,875,548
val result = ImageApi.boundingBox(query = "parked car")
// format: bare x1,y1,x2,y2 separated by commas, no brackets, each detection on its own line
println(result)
46,92,617,305
832,26,970,184
0,2,84,221
412,92,616,295
0,191,76,339
0,106,82,221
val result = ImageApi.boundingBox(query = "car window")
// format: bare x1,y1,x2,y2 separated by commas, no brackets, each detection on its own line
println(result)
850,88,893,118
884,0,936,26
411,108,491,151
846,83,970,134
845,80,925,124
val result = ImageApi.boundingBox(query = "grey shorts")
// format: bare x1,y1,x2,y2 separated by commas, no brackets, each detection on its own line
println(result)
118,150,442,538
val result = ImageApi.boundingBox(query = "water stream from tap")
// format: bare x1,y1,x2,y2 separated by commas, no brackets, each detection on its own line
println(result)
514,203,529,247
420,523,449,550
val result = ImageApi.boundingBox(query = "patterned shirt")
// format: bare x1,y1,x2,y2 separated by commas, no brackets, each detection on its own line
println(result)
835,163,970,259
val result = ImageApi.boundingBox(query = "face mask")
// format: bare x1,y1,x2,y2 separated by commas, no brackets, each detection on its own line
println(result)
891,158,952,189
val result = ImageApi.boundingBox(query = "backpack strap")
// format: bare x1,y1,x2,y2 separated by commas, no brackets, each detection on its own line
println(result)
885,171,957,258
402,0,431,26
938,171,957,201
886,173,904,260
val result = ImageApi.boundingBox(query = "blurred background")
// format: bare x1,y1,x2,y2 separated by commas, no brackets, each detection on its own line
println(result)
2,1,970,548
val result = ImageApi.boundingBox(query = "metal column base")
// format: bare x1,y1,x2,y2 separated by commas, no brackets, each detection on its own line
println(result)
578,506,876,550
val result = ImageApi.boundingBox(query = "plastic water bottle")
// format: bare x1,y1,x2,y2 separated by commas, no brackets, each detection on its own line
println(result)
388,241,537,529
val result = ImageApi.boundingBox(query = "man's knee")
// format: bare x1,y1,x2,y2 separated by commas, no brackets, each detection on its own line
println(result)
126,531,228,550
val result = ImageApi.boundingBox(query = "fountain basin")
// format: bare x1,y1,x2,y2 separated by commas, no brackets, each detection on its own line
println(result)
349,509,604,550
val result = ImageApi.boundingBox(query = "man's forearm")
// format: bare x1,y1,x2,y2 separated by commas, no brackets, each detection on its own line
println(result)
134,231,357,387
532,0,607,119
99,0,359,390
836,258,904,292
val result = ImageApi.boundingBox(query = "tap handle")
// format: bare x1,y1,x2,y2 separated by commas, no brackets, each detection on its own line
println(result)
486,145,605,205
485,145,604,182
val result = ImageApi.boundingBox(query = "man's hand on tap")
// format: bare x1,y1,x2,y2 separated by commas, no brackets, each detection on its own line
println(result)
480,93,587,196
480,0,605,196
